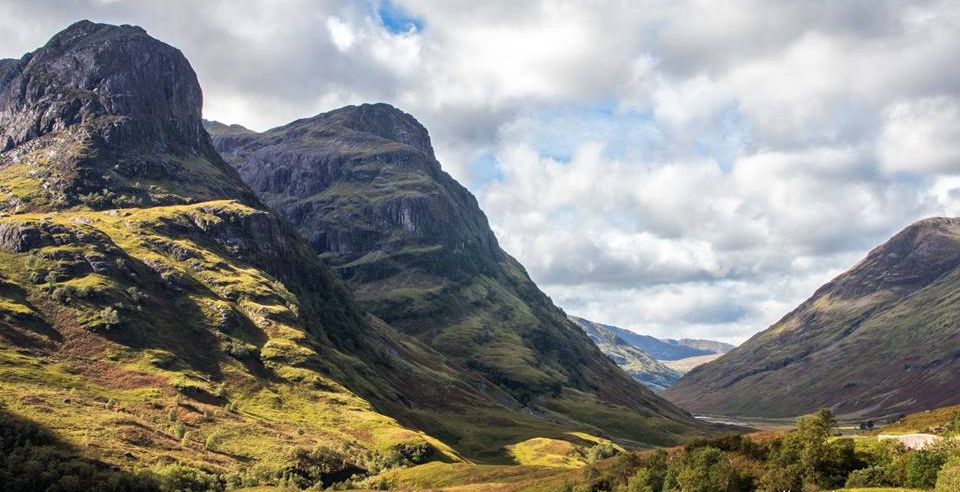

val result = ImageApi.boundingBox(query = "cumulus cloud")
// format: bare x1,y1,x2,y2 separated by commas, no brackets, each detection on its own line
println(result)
1,0,959,343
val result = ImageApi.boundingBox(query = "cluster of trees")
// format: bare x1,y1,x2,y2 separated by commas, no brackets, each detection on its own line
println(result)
565,408,960,491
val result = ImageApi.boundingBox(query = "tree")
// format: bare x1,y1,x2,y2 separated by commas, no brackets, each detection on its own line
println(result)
618,468,653,492
904,450,946,488
676,447,735,492
761,408,843,490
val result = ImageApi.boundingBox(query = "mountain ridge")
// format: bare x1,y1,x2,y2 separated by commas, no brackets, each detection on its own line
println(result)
0,21,715,487
207,102,713,447
665,216,960,418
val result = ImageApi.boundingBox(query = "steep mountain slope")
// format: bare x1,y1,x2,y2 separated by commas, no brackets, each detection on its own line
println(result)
207,105,713,447
0,21,669,485
665,218,960,419
569,316,680,391
0,21,492,482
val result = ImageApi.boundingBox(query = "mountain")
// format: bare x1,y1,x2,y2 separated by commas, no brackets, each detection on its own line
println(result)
665,218,960,419
0,20,514,483
0,20,717,486
568,316,680,391
675,338,734,354
597,323,728,360
207,104,713,448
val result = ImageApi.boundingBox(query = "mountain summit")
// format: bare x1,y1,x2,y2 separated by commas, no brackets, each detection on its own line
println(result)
665,217,960,418
208,103,711,446
0,20,255,213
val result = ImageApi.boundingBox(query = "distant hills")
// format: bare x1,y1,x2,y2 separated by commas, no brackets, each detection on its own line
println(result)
568,317,681,391
665,218,960,419
598,323,733,361
568,316,733,388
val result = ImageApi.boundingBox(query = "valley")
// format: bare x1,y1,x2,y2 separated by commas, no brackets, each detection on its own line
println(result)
0,16,958,492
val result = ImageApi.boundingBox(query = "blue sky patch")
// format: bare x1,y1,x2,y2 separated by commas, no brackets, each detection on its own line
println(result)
378,0,423,34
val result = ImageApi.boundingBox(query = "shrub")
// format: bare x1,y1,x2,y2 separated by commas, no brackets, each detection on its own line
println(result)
215,382,226,398
936,455,960,491
204,430,224,452
152,464,224,492
845,465,888,487
587,442,620,463
618,468,653,492
174,421,186,439
904,449,946,488
168,408,178,422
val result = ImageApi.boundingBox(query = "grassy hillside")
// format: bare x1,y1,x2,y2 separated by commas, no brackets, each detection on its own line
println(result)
666,218,960,419
0,21,698,490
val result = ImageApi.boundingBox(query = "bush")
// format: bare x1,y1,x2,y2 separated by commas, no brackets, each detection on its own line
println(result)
618,468,653,492
587,442,620,463
152,464,224,492
845,466,888,487
204,430,224,452
936,455,960,491
904,449,946,488
174,421,186,440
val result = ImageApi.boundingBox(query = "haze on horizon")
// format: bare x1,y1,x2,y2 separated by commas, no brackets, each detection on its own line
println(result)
2,0,958,344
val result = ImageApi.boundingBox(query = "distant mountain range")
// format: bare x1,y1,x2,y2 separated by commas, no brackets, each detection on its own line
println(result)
665,217,960,419
598,323,734,360
568,316,733,389
568,317,681,391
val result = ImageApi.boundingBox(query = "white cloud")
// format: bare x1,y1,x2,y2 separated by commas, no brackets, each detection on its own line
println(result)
327,16,356,51
879,97,960,174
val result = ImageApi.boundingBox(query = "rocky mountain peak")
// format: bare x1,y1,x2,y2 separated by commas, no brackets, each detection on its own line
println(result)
0,20,204,152
305,103,435,157
820,217,960,299
0,21,255,212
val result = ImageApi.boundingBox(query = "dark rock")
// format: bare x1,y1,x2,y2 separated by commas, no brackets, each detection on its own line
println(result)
0,20,203,150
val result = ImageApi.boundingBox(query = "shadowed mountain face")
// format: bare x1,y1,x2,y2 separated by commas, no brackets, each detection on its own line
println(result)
665,218,960,419
208,105,712,445
568,316,681,391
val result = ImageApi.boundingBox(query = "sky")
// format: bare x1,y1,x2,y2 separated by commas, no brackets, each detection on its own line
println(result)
2,0,959,344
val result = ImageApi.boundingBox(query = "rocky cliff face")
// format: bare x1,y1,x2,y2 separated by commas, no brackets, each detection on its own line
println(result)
0,20,255,214
208,105,497,262
208,105,713,447
665,218,960,418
